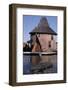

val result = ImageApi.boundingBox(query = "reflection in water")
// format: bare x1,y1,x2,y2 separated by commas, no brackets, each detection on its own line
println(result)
23,54,57,75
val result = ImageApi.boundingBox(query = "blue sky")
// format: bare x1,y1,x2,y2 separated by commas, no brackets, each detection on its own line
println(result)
23,15,57,42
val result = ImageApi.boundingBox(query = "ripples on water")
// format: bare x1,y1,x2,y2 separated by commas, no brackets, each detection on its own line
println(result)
23,54,57,75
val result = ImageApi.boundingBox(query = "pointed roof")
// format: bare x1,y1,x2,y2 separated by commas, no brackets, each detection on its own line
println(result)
29,17,57,35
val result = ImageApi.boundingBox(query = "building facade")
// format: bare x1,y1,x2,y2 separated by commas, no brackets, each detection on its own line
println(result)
29,17,57,52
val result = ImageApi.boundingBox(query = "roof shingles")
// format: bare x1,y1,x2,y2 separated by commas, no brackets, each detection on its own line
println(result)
29,17,57,35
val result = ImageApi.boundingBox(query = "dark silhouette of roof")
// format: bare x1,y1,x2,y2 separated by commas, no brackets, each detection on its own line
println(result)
29,17,57,35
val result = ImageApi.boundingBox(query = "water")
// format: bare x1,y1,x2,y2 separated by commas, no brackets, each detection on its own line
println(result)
23,54,57,75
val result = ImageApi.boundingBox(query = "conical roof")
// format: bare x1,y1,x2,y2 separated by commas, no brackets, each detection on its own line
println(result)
29,17,57,35
38,17,49,27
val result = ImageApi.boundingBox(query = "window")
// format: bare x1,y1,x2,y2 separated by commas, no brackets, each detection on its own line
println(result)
48,41,51,48
51,35,53,40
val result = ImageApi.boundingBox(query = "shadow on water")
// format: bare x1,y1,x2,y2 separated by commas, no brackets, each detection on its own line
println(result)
23,54,57,75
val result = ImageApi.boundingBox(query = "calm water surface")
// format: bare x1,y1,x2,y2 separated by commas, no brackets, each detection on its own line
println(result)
23,54,57,75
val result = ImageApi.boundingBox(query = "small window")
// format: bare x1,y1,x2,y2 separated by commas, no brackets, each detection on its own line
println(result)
48,41,51,48
51,35,53,40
